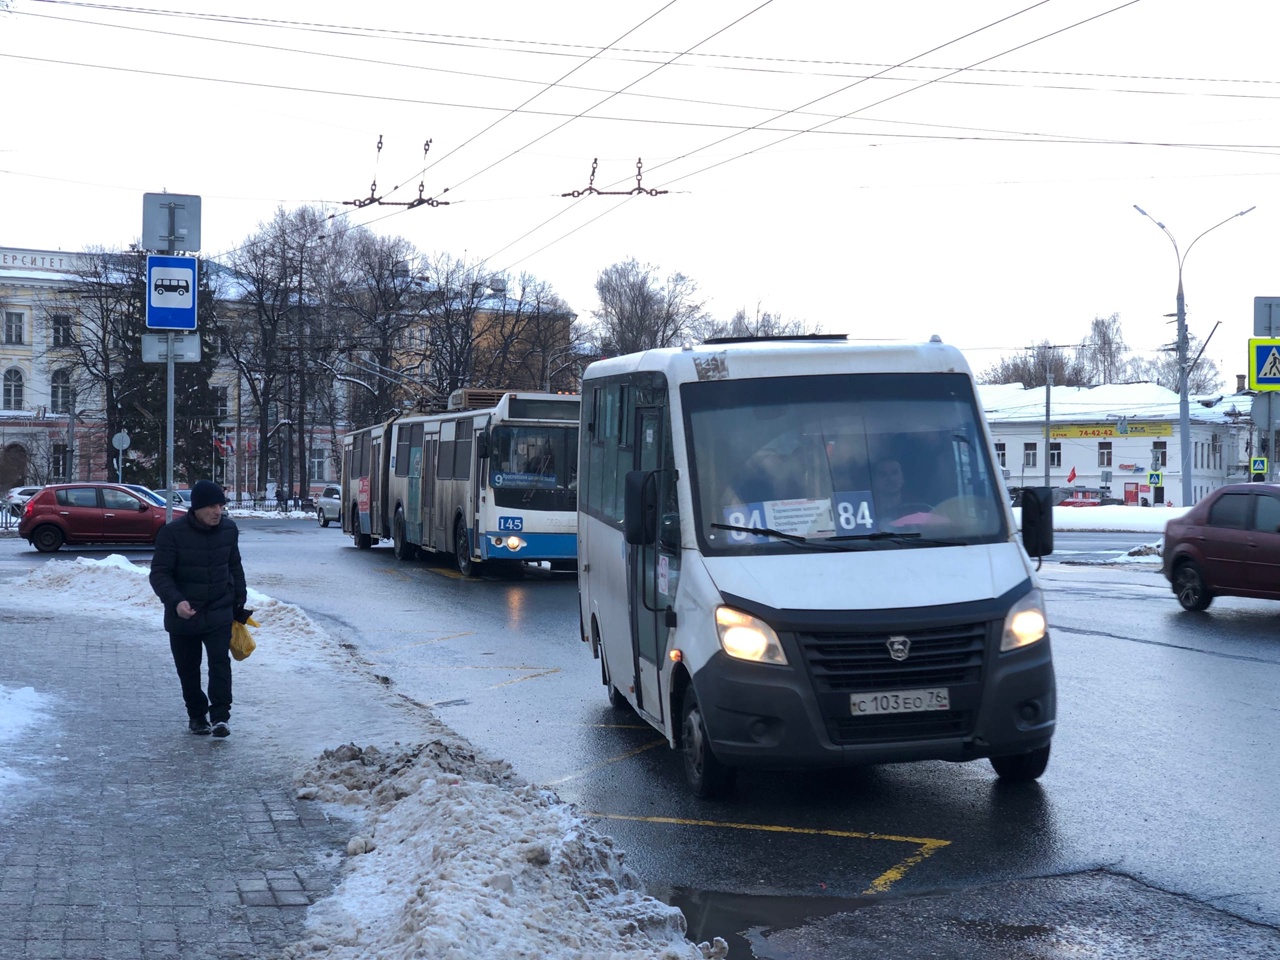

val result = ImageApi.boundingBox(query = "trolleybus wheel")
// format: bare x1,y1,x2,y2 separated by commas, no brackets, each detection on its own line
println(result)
392,508,418,561
454,518,475,576
352,504,372,550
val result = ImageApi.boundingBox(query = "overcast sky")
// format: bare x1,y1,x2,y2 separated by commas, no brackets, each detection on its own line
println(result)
4,0,1279,384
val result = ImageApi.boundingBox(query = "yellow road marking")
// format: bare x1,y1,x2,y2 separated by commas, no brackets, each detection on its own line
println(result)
588,812,950,895
490,668,560,688
545,739,668,785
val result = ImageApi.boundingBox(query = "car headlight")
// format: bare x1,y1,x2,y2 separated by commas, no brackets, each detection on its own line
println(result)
1001,588,1048,652
715,606,788,665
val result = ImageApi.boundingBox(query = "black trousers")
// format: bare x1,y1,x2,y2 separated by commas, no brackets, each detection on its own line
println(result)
169,624,233,724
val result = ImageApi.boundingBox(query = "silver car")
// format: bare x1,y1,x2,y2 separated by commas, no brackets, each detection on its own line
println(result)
4,485,42,518
316,484,341,527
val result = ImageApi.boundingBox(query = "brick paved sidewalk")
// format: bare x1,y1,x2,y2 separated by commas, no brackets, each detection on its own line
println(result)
0,607,431,960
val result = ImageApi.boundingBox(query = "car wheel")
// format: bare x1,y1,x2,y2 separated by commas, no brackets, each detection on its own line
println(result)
1173,560,1212,611
681,685,735,798
352,503,372,549
454,518,475,576
393,508,418,561
31,525,65,553
990,743,1051,782
318,507,330,528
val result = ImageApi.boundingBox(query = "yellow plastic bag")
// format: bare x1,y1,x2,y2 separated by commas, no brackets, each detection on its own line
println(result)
230,616,260,661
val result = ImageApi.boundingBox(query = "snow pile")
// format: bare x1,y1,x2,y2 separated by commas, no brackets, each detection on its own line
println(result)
0,684,54,792
288,743,726,960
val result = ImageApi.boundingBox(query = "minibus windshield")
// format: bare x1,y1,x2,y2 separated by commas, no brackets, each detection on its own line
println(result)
683,372,1007,555
488,424,578,510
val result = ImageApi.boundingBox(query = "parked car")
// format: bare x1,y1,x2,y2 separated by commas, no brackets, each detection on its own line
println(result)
316,484,341,528
18,481,182,553
1162,483,1280,611
122,484,168,507
4,485,42,517
1057,497,1102,507
153,488,193,507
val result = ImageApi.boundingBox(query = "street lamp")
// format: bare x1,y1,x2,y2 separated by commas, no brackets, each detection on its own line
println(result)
1133,204,1255,507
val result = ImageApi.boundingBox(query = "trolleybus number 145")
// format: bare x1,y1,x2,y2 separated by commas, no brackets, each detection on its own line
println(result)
851,688,950,716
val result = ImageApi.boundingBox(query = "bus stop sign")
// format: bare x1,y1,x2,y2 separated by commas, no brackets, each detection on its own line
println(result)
145,255,198,330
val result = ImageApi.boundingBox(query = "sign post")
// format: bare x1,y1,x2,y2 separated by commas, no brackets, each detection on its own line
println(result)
143,192,202,521
111,430,130,484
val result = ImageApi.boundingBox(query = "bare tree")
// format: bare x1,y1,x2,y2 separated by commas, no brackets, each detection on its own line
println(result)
978,341,1090,388
1129,333,1223,394
468,271,578,392
590,259,710,355
693,303,811,341
1076,313,1128,384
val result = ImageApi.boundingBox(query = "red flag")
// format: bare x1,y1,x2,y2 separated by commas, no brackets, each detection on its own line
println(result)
1066,467,1077,483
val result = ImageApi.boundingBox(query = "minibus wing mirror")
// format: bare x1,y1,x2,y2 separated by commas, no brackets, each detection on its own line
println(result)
1020,486,1054,558
624,470,657,545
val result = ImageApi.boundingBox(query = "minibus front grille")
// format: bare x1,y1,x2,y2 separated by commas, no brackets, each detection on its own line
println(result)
796,622,987,693
831,710,974,744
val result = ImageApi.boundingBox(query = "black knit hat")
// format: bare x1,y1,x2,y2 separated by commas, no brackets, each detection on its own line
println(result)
190,480,227,510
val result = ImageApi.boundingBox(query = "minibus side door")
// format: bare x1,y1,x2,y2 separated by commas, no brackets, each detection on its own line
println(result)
629,406,675,723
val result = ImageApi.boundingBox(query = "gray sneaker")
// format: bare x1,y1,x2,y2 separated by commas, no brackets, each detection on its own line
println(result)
210,721,230,738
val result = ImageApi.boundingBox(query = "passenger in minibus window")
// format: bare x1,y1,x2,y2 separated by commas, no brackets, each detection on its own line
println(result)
872,457,928,520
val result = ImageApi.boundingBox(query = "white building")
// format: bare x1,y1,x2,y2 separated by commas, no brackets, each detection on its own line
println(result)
979,381,1256,507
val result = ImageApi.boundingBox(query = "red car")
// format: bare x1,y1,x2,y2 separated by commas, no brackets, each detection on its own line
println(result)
1162,483,1280,611
19,482,183,553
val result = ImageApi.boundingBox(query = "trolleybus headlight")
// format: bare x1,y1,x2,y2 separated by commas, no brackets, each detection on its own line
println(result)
1001,588,1048,651
715,606,788,665
492,535,527,551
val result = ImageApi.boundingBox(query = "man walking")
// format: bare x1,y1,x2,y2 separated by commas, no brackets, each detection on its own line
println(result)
149,480,247,738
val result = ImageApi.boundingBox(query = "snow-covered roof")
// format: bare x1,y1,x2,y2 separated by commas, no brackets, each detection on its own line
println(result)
977,382,1252,426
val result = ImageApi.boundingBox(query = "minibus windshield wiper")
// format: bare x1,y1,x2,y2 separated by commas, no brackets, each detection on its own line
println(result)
710,523,845,551
828,532,967,547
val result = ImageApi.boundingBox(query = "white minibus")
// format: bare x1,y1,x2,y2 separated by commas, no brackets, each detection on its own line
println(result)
576,335,1055,797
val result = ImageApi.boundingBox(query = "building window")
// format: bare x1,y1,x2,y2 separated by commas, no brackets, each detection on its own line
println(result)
1049,442,1061,468
1023,442,1037,468
50,369,72,414
214,385,229,418
310,446,327,480
1098,441,1112,467
51,442,68,481
2,369,23,410
4,311,23,345
1153,441,1167,467
994,442,1006,467
51,314,73,347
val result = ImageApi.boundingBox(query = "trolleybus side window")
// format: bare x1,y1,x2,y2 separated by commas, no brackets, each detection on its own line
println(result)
453,419,473,480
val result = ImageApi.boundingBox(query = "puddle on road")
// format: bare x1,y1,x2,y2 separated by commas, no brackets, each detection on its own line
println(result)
654,885,871,959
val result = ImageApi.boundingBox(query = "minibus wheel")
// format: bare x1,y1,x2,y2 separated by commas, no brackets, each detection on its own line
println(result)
681,687,735,798
989,743,1050,782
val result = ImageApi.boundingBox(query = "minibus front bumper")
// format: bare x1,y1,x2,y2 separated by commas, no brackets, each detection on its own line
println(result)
696,591,1056,768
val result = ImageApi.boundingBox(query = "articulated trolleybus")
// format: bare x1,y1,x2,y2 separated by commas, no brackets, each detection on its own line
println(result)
577,335,1057,797
342,389,579,574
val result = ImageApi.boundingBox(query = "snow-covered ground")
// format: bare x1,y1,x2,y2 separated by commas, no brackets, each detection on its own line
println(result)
0,556,727,960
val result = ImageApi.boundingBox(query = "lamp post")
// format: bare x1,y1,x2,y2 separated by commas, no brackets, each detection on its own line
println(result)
1133,204,1255,507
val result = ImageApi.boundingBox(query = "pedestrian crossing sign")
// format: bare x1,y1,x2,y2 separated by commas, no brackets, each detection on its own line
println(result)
1249,338,1280,390
1252,457,1268,475
1148,472,1163,487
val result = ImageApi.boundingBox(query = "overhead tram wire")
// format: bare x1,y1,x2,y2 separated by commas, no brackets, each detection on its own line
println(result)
38,1,1280,97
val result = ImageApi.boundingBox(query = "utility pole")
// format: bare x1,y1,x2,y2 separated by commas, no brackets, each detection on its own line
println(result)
1029,343,1076,490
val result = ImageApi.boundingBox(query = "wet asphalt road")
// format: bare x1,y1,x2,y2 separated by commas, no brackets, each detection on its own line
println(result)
3,521,1278,958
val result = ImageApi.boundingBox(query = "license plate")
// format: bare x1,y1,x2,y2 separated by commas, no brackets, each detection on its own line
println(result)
850,687,950,716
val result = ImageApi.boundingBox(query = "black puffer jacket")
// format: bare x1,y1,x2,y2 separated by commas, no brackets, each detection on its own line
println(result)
149,512,247,635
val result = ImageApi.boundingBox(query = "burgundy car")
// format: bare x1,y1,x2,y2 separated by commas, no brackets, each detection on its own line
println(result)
18,482,183,553
1162,483,1280,611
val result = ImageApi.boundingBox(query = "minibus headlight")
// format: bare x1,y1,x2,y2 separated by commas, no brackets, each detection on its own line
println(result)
715,607,788,665
1001,588,1048,652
